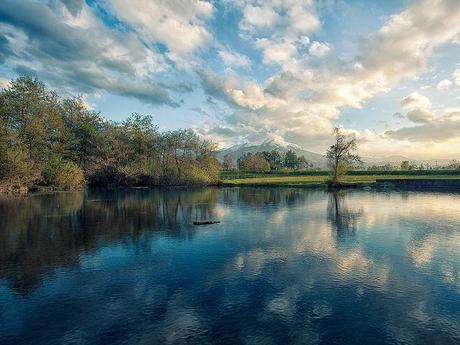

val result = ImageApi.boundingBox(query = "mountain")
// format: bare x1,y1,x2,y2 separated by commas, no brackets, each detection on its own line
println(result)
215,140,327,167
216,141,459,169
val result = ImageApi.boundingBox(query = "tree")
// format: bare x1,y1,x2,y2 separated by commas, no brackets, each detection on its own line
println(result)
400,160,411,171
238,153,270,172
261,150,283,170
270,149,282,170
284,149,298,170
296,155,311,170
0,76,221,192
222,153,236,170
326,127,361,183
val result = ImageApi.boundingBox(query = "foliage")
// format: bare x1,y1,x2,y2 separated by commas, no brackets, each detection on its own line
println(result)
220,169,460,180
259,149,312,171
238,153,271,172
400,160,412,170
326,127,361,183
41,156,85,190
0,76,220,192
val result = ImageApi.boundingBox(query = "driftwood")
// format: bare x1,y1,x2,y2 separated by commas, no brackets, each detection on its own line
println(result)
193,220,220,225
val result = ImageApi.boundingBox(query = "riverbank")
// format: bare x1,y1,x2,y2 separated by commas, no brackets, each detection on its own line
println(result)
220,174,460,188
3,174,460,196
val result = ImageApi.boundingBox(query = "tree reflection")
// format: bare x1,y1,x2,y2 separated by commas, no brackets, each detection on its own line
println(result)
0,188,219,294
237,188,311,207
327,190,363,239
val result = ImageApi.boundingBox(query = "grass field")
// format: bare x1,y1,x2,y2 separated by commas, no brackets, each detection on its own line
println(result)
221,174,460,186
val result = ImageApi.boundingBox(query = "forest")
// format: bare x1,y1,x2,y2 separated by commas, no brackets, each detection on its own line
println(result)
0,77,220,193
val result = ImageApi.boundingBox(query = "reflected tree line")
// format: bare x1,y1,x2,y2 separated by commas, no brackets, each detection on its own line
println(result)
0,188,220,294
221,187,315,207
0,188,365,294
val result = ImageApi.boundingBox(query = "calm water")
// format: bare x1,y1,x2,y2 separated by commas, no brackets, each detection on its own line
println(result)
0,188,459,345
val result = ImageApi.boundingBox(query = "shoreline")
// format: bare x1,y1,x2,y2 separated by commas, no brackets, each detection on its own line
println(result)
4,177,460,197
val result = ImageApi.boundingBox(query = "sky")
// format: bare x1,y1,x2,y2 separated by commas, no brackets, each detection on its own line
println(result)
1,0,460,158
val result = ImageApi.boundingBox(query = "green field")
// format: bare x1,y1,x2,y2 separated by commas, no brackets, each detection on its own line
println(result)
221,174,460,187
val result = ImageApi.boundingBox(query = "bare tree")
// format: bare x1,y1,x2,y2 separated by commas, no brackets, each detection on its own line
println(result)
222,153,236,170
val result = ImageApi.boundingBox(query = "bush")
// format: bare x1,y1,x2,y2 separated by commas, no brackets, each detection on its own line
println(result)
183,157,220,185
42,157,85,190
238,153,271,172
0,144,35,193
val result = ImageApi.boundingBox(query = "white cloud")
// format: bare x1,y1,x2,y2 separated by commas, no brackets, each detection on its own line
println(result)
218,49,252,69
200,0,460,154
396,92,435,124
400,92,432,110
386,110,460,142
453,68,460,86
3,0,460,156
0,0,186,106
256,39,298,65
234,0,320,70
436,79,452,91
406,108,435,123
241,4,279,29
308,41,330,57
108,0,214,66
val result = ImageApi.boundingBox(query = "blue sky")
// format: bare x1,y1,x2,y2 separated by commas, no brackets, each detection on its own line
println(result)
1,0,460,158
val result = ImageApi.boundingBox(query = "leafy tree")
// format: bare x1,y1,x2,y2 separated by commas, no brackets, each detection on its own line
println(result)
41,156,85,190
284,149,298,170
61,96,103,171
0,76,220,192
326,127,361,183
296,155,311,170
269,149,283,170
238,153,270,172
400,161,411,171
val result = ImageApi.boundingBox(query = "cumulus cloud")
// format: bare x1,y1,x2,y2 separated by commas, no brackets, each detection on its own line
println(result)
406,108,435,123
256,39,298,65
436,79,452,91
218,49,252,69
386,91,460,142
386,111,460,142
199,0,460,153
453,68,460,86
0,0,186,106
2,0,460,155
233,0,321,70
107,0,214,67
241,4,280,29
400,92,432,110
308,41,330,57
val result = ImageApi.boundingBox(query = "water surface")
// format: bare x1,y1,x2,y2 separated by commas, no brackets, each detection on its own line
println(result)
0,188,459,344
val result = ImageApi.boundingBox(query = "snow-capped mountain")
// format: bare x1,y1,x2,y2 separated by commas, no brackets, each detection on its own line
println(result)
215,140,327,167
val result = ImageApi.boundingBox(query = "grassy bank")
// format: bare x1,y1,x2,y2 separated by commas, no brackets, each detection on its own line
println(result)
221,174,460,187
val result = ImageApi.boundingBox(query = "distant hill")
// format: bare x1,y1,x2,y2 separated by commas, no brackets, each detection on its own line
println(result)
361,155,458,167
215,140,327,167
216,140,459,169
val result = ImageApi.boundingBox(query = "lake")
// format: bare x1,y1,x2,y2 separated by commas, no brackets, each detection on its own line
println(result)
0,188,459,345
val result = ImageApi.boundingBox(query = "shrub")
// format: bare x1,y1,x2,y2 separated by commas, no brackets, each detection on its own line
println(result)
0,144,35,193
183,157,220,185
238,153,271,172
42,157,85,190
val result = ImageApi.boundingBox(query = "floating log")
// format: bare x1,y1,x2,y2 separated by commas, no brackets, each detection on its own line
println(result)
193,220,220,225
